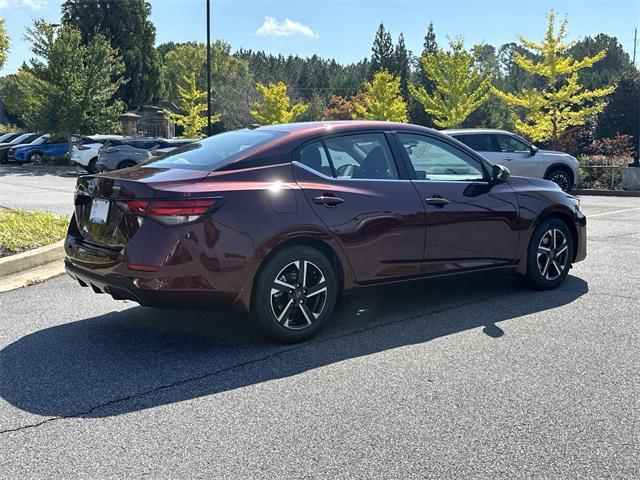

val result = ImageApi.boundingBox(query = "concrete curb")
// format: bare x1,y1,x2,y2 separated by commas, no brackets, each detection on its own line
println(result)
0,240,65,277
573,189,640,197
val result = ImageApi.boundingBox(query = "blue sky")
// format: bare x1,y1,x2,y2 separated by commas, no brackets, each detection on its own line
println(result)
1,0,639,74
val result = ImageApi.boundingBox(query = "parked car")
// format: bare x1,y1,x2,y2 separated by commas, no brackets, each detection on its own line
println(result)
65,121,586,343
8,134,70,164
0,133,42,163
442,129,579,192
0,132,22,144
70,135,123,173
96,137,162,172
151,138,199,157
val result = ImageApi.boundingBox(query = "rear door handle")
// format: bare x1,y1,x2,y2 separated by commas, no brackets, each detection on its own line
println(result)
313,194,344,207
425,197,450,206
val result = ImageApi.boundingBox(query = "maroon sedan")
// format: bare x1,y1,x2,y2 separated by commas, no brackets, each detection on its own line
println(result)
65,121,586,342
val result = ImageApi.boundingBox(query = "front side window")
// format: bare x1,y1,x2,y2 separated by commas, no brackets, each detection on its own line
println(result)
494,134,530,154
398,133,485,182
324,133,399,180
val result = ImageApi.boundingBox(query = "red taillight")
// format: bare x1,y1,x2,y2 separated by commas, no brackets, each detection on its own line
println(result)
128,263,157,272
123,198,220,225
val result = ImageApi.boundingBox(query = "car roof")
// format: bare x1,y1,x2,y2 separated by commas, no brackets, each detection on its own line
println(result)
441,128,513,135
257,120,433,134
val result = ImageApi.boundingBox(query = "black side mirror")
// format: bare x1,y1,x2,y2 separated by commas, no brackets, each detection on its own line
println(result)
530,145,539,156
492,164,511,183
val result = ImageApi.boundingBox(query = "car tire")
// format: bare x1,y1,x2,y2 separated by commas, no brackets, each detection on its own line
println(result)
87,157,98,174
546,168,573,192
526,218,574,290
253,246,338,343
28,152,43,164
117,160,137,170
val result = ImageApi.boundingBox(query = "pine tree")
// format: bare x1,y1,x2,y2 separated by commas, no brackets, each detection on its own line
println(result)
251,82,308,125
370,23,394,76
353,70,408,122
492,11,615,147
411,22,438,126
394,33,410,103
410,39,491,128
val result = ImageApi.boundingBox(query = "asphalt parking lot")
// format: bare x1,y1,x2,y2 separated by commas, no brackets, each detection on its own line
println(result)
1,195,639,479
0,164,82,216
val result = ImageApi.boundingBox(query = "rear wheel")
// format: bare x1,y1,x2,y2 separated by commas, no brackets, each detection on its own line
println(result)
546,168,573,192
253,246,338,343
86,157,98,174
526,218,573,290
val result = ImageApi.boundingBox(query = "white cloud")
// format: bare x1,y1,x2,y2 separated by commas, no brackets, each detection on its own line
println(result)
0,0,46,10
256,16,318,39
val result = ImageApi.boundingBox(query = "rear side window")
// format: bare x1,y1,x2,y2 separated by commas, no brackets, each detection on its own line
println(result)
144,129,287,171
298,133,399,180
456,134,495,152
494,134,531,153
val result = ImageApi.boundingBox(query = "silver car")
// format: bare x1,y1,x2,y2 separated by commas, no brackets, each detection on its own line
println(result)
443,129,580,192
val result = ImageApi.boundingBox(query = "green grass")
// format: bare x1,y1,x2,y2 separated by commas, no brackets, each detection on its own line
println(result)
0,209,69,257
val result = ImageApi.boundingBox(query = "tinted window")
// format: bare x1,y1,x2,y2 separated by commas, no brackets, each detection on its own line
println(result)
144,129,287,171
10,133,36,144
457,134,495,152
324,133,399,180
494,134,530,153
298,142,333,177
398,133,485,182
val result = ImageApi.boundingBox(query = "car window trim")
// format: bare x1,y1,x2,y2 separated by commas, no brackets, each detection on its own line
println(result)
390,131,491,183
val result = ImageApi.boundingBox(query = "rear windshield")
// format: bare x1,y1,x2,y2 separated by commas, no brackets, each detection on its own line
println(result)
143,129,287,171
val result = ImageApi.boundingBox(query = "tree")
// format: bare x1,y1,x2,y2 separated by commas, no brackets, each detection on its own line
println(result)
2,20,124,134
410,39,491,128
595,73,639,158
323,95,355,120
62,0,162,108
491,12,615,147
410,22,438,126
393,33,410,102
164,73,215,138
251,82,308,125
568,34,635,90
370,23,394,75
353,70,408,122
0,19,9,71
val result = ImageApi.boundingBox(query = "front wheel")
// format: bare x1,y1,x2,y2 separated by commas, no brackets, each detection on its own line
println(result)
546,168,573,192
526,218,573,290
253,246,338,343
29,152,44,164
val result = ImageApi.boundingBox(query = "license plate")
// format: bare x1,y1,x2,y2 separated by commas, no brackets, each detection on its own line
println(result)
89,199,110,224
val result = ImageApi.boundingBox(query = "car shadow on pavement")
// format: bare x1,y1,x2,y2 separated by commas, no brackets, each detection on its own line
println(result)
0,272,588,420
0,164,83,178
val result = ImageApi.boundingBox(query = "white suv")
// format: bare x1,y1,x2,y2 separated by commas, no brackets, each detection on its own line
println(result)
443,129,579,192
70,135,123,173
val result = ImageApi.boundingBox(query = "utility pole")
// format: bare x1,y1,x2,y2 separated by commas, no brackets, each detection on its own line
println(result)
206,0,212,137
636,29,639,166
633,28,637,67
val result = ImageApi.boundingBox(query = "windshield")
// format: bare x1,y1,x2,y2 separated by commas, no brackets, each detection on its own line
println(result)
10,133,35,144
143,129,287,171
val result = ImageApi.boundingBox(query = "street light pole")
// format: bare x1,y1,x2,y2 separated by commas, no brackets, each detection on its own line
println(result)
206,0,212,137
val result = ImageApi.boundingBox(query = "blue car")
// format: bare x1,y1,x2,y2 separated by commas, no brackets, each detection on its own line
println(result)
8,134,69,163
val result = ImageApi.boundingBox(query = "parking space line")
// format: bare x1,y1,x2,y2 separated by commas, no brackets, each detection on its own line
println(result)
588,207,640,218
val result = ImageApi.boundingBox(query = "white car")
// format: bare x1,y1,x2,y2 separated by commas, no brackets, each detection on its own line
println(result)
442,129,580,192
70,135,123,173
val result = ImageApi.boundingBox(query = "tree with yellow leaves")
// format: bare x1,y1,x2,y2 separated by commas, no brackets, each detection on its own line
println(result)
251,82,308,125
409,39,491,128
353,70,408,122
492,11,615,147
164,73,217,138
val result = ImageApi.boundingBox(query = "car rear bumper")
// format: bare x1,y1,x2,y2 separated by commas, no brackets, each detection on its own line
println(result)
65,259,241,311
574,212,587,263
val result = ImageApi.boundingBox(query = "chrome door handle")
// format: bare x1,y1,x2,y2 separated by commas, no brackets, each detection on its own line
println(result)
425,197,449,206
313,194,344,207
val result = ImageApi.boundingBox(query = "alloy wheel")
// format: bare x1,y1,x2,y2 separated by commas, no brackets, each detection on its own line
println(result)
536,229,569,280
550,171,570,191
270,260,328,330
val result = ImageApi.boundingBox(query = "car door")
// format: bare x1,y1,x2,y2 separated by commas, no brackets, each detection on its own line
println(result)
393,132,520,275
492,133,542,178
293,132,426,283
